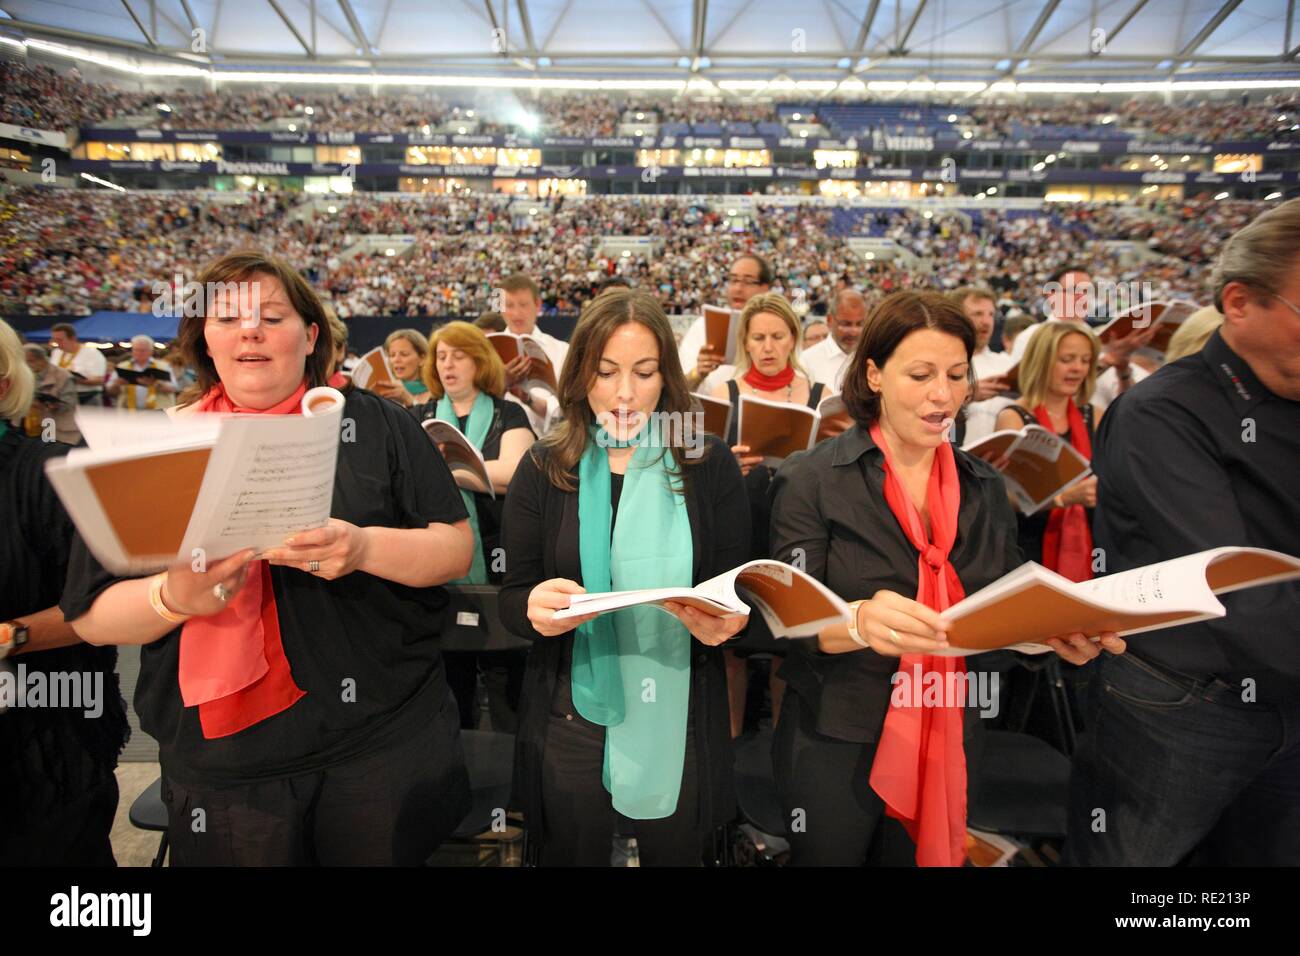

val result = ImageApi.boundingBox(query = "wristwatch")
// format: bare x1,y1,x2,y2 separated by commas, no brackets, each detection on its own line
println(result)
0,621,30,660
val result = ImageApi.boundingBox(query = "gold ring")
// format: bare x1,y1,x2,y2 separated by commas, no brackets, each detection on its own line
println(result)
888,627,901,645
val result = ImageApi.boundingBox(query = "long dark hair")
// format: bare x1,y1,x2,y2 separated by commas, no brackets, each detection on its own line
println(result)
841,290,976,428
174,250,334,405
540,288,703,492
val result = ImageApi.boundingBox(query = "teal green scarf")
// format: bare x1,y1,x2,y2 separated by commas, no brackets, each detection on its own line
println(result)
405,379,430,397
437,390,493,584
574,424,694,820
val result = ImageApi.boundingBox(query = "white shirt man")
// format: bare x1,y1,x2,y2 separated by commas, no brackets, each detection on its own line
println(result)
501,277,568,436
801,289,868,393
678,254,772,389
48,325,108,404
955,288,1017,446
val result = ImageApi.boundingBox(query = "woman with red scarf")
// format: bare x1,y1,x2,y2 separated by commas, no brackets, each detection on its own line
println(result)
61,251,475,866
994,320,1103,581
769,293,1125,867
709,293,826,738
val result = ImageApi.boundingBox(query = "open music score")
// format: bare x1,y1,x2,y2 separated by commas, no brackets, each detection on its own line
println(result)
46,387,346,574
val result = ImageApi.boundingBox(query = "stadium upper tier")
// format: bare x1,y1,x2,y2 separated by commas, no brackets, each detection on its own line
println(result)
3,64,1297,145
0,189,1260,320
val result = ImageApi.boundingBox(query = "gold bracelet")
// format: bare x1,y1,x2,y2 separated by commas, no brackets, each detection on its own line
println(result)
845,600,871,649
148,572,191,624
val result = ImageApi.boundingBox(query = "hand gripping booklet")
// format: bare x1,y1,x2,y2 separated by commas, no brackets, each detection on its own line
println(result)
1096,300,1200,354
965,424,1091,515
487,332,558,392
348,346,396,391
701,304,738,365
552,559,851,639
935,547,1300,657
422,418,494,499
736,394,819,466
45,387,346,574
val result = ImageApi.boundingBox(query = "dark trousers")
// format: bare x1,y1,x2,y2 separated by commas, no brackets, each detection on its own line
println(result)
0,769,118,866
445,649,525,733
162,692,470,866
538,704,703,866
772,691,917,866
1066,652,1300,866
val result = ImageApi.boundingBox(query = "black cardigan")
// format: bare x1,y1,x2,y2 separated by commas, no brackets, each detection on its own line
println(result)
499,435,750,848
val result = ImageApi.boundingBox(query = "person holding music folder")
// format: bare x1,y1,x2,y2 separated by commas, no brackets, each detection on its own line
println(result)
60,251,475,866
768,291,1124,867
500,273,568,436
994,320,1104,578
499,288,751,866
1,318,130,865
105,334,178,411
678,253,773,390
373,327,431,407
710,293,826,737
1068,198,1300,866
408,320,535,731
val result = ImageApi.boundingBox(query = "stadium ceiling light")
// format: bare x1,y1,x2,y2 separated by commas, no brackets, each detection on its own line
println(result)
796,81,838,91
837,77,866,91
936,81,986,92
1101,79,1300,92
1213,191,1230,200
1266,192,1283,200
0,36,25,48
211,71,685,91
867,81,908,91
25,38,206,76
717,80,769,90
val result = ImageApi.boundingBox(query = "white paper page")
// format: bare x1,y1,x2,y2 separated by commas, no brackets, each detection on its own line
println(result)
75,406,221,453
180,409,340,560
553,587,735,620
1074,550,1224,617
349,346,393,390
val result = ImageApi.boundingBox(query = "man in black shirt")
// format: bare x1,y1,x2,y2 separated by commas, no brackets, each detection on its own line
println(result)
1067,199,1300,866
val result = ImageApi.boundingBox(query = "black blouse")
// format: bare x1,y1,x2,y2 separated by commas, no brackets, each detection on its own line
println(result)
498,436,750,845
60,388,469,788
409,394,534,583
768,424,1024,744
0,429,130,808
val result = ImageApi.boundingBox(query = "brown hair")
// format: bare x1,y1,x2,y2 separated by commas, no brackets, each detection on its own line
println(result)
501,273,541,302
423,321,506,399
174,250,334,405
950,286,996,309
540,288,702,492
841,291,976,428
50,322,77,338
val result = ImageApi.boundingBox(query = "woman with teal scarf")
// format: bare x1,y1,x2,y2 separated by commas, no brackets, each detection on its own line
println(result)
500,289,752,866
409,321,535,730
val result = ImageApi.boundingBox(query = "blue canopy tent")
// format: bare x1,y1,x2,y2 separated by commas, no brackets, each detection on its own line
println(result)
24,312,180,344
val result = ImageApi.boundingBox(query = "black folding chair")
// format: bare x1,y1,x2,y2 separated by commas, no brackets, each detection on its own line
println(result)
128,777,170,867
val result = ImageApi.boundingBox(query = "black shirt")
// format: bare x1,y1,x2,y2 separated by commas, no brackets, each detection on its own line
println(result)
0,428,129,809
768,424,1025,743
61,388,470,787
410,395,533,583
1092,330,1300,702
498,436,749,844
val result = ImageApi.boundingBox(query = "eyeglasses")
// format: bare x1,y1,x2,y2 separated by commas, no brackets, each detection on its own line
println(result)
1270,291,1300,317
727,274,764,287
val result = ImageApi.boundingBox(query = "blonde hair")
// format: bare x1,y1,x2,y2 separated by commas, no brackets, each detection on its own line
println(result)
734,293,807,378
422,321,506,399
1018,320,1100,409
1164,306,1224,363
0,319,36,424
385,328,429,361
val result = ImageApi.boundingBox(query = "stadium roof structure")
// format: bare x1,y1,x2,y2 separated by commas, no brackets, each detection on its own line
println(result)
2,0,1299,88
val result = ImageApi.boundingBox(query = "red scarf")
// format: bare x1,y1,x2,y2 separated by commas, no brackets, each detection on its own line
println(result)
867,422,968,867
1033,401,1093,583
742,363,795,391
178,381,309,739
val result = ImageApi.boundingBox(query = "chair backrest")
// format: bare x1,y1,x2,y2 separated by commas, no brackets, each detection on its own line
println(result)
441,585,533,653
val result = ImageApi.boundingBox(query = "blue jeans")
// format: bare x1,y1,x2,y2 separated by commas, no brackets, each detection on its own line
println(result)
1065,651,1300,865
